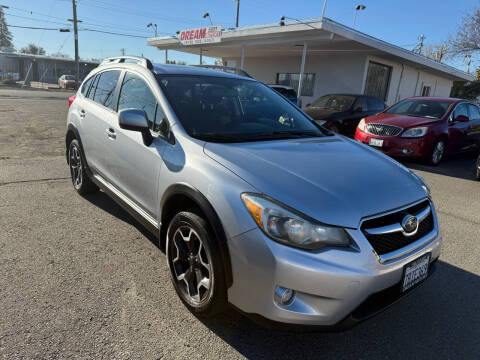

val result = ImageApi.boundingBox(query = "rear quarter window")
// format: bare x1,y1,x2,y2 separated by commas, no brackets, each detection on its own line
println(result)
80,76,94,97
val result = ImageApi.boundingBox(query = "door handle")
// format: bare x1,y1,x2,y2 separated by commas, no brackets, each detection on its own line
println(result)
79,109,86,118
105,128,116,140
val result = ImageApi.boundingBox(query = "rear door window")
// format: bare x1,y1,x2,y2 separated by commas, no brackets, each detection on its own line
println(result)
92,70,121,110
87,74,100,100
468,104,480,120
81,76,94,97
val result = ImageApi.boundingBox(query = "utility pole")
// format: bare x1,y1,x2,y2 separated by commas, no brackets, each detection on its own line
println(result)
235,0,240,27
120,48,126,56
70,0,80,88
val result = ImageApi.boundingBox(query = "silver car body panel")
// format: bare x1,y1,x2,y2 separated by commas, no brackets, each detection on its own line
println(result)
67,61,442,327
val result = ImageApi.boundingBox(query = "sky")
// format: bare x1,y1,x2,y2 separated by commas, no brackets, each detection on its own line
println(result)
1,0,479,69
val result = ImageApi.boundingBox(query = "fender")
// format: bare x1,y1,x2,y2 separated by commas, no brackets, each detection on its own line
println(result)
65,124,94,178
160,183,233,288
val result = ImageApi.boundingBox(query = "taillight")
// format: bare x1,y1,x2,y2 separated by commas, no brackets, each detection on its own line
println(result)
68,95,76,108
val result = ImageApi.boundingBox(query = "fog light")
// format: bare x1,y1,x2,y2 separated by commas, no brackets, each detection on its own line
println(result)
274,286,296,306
402,148,413,155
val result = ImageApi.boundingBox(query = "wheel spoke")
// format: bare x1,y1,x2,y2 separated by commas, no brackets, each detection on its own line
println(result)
170,225,212,305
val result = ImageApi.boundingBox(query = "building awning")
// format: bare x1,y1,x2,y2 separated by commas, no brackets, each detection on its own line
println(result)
148,17,472,82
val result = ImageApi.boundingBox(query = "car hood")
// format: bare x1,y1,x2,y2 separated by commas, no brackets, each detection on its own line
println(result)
204,136,426,228
366,113,441,127
304,108,343,120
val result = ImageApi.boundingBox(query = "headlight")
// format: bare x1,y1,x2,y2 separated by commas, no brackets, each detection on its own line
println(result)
402,127,428,137
411,172,430,197
357,118,366,131
241,193,351,249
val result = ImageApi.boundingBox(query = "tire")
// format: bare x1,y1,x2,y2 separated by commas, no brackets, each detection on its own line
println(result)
428,139,446,166
476,155,480,180
68,139,99,195
166,211,227,317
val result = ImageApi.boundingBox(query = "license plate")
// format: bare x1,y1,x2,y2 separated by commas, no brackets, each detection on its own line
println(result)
401,253,430,293
369,138,384,147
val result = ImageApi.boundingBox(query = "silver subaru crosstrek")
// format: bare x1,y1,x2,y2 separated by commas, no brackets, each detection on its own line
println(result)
66,56,442,329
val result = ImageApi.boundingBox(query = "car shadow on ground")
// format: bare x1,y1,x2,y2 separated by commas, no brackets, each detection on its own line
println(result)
403,152,478,181
199,261,480,359
82,191,161,251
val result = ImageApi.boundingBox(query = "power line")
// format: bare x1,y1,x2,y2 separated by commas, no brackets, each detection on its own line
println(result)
7,24,69,31
79,28,149,39
4,5,157,36
4,12,71,26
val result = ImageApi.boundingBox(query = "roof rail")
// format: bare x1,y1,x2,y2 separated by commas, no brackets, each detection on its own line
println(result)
193,65,252,78
100,56,153,70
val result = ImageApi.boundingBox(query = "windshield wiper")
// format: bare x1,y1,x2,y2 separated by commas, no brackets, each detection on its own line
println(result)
192,133,247,143
242,130,323,140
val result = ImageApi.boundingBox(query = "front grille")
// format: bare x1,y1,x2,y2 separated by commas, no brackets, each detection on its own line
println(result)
361,200,435,255
366,123,402,137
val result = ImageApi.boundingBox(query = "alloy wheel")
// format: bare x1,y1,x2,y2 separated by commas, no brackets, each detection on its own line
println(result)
69,144,83,189
477,156,480,179
432,141,445,165
170,226,212,305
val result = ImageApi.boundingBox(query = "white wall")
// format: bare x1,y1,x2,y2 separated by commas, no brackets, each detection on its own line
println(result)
224,53,367,105
224,53,454,106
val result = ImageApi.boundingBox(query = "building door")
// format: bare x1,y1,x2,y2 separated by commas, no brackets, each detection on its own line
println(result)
364,61,392,101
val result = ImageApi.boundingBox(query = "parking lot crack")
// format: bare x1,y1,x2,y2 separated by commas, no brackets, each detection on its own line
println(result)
0,177,70,187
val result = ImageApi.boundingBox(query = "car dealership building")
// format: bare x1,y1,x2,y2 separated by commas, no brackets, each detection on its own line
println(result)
148,17,472,106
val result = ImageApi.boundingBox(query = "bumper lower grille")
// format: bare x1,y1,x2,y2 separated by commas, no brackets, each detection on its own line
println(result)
361,200,435,255
366,123,402,137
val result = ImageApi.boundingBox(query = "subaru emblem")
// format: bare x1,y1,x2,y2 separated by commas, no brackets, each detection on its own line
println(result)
402,215,418,235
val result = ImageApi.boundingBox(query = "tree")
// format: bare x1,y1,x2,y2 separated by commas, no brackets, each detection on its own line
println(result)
20,44,46,55
448,5,480,56
0,7,13,48
50,52,71,59
423,44,447,62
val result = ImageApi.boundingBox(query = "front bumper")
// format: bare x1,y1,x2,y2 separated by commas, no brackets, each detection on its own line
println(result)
354,128,432,158
227,208,442,328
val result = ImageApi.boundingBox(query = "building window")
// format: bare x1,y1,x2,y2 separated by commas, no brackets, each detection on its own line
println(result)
364,61,392,101
421,85,431,96
276,73,315,97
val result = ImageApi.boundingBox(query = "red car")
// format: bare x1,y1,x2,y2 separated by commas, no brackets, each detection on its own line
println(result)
355,97,480,165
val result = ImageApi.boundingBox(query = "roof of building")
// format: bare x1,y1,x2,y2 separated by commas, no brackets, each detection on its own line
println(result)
0,51,99,65
148,17,472,82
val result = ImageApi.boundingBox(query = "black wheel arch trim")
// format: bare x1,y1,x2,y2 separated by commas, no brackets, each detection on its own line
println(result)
160,183,233,288
65,124,94,178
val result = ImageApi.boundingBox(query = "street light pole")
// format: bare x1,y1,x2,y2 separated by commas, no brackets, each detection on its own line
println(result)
320,0,327,20
71,0,80,88
353,5,366,29
235,0,240,27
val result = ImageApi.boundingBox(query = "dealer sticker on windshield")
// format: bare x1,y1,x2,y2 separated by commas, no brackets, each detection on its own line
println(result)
402,253,430,293
369,138,384,147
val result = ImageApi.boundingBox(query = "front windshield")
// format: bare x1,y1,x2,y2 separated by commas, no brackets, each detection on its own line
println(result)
65,75,75,80
310,95,356,111
157,75,328,142
385,99,452,119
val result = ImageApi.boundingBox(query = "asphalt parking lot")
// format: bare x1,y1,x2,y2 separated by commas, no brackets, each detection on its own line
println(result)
0,88,479,359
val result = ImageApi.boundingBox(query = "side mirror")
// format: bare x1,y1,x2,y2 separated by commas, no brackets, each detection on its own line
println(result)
306,103,311,107
118,109,153,146
455,114,469,122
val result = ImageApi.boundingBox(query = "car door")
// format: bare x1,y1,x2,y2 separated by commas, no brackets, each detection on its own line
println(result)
467,104,480,148
78,69,121,181
343,96,368,137
447,102,472,153
108,70,169,218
